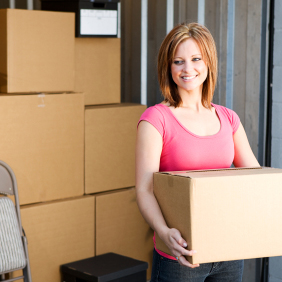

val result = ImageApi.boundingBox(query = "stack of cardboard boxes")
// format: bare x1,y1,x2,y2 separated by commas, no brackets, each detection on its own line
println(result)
0,8,152,282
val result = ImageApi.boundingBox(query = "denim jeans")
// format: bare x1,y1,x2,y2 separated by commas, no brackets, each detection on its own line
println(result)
150,249,244,282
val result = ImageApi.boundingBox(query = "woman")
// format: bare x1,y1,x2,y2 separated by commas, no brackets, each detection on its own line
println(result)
135,23,260,282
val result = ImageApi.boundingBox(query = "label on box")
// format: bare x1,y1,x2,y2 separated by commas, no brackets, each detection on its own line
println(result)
80,9,117,36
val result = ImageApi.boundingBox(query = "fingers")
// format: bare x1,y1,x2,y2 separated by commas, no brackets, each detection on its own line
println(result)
160,228,198,268
177,256,200,268
173,243,197,257
174,242,197,255
177,236,188,248
171,228,187,248
174,249,198,268
169,229,196,257
168,228,199,268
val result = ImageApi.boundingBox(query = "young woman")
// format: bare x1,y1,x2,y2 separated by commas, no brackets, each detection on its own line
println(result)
135,23,260,282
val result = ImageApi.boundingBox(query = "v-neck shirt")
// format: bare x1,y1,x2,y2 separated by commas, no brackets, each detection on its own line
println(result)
138,103,240,172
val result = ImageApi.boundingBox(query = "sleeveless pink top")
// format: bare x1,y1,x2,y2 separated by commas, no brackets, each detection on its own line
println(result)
138,103,240,260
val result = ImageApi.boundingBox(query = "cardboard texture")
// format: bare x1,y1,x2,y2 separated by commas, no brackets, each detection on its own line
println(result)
0,93,84,205
0,9,75,93
154,167,282,264
75,38,120,105
85,103,146,194
12,196,95,282
95,188,154,280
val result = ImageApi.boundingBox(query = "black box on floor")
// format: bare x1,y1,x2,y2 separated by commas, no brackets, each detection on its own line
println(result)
41,0,119,37
61,253,148,282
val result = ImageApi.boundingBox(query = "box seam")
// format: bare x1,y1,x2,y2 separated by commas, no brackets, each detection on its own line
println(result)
6,9,9,93
189,179,195,264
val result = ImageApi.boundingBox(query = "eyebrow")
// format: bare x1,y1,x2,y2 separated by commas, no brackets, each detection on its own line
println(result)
173,54,202,59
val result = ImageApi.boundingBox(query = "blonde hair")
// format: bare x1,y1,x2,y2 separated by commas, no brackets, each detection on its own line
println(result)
158,22,218,108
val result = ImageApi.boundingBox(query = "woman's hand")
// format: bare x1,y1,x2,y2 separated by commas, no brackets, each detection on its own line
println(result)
159,227,200,268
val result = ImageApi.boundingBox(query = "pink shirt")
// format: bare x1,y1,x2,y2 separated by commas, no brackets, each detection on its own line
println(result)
138,103,240,259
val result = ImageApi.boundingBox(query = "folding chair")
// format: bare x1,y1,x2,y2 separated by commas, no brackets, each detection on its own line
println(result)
0,160,32,282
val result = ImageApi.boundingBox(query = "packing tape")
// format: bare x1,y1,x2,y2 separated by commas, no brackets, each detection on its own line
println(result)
37,93,45,108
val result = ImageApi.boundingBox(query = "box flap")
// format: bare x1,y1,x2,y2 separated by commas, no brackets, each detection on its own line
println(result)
155,167,281,179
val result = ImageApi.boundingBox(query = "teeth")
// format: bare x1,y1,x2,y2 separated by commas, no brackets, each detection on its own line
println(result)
182,75,196,80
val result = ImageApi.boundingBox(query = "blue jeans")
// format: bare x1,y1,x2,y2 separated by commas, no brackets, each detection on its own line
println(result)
150,249,244,282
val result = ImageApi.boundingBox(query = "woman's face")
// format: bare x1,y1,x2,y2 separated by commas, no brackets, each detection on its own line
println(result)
170,38,208,95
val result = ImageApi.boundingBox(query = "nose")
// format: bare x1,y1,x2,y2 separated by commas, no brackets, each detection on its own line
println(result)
182,61,193,73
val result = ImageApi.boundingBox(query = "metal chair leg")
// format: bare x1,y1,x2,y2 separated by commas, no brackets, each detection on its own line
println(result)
22,235,32,282
23,267,28,282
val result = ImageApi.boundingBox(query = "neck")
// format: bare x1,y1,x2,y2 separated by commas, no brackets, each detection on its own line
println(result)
178,87,203,110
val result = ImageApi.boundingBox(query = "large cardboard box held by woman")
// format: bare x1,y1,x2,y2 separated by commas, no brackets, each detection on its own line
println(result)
154,167,282,264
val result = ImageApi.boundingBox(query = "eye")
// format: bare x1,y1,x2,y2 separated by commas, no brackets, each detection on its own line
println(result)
173,60,184,65
192,57,201,62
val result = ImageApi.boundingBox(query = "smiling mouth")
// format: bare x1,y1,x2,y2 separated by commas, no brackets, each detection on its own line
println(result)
181,75,197,81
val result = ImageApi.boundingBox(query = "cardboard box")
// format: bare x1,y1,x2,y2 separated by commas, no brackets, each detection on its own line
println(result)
85,103,146,194
95,188,154,280
75,38,120,105
0,93,84,205
12,196,95,282
0,9,75,93
154,167,282,264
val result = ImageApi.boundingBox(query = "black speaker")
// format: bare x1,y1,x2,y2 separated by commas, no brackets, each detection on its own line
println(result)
61,253,148,282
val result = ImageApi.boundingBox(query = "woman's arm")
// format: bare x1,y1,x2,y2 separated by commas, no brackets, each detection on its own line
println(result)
233,123,260,167
135,120,199,267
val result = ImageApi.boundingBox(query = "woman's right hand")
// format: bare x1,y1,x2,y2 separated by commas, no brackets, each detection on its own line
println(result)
159,227,200,268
